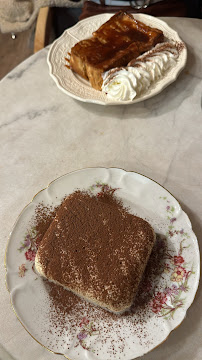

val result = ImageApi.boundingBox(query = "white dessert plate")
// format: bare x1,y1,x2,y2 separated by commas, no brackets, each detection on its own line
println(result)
5,168,200,360
47,13,187,105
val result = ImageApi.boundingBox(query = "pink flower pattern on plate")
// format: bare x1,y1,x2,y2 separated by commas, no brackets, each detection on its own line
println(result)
173,255,184,265
151,292,168,313
17,186,195,328
18,228,39,275
18,264,27,277
77,317,99,351
171,266,187,282
25,249,36,262
150,197,195,319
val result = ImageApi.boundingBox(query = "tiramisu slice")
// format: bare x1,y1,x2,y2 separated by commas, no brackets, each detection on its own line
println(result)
35,189,155,313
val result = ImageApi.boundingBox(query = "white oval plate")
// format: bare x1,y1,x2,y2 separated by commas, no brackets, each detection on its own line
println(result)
6,168,199,360
47,13,187,105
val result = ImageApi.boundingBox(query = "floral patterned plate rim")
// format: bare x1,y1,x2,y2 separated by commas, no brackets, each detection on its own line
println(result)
5,168,200,360
47,13,187,106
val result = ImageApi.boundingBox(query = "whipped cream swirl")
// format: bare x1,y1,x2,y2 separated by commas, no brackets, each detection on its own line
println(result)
102,42,183,101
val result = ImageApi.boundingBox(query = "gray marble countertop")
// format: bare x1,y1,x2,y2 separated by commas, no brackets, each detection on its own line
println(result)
0,16,202,360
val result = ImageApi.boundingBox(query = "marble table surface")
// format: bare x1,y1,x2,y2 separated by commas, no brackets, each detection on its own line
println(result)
0,16,202,360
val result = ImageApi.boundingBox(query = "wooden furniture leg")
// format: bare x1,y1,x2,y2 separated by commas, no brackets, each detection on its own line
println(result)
34,7,52,53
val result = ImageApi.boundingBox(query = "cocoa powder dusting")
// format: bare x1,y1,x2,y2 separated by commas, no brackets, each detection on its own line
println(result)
31,190,167,356
33,203,58,245
36,190,155,313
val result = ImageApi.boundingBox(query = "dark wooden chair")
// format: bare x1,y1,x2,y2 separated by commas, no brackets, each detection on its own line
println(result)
34,6,82,53
34,0,202,52
80,0,202,20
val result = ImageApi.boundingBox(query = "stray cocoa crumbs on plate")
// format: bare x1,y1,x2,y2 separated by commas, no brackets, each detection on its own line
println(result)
32,190,167,355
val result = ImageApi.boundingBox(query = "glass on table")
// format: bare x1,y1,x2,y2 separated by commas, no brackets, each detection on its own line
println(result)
130,0,150,9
